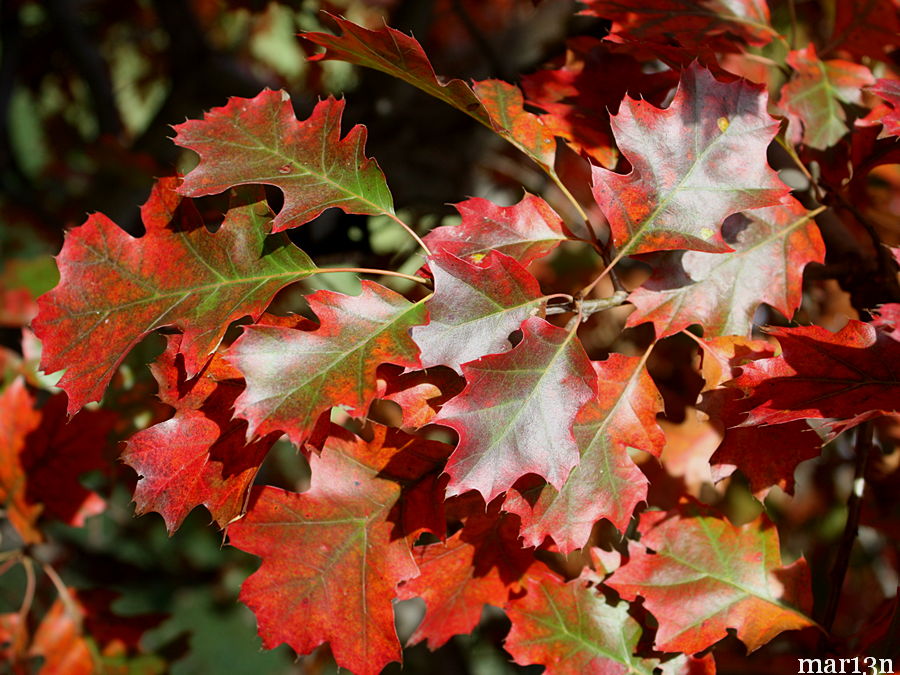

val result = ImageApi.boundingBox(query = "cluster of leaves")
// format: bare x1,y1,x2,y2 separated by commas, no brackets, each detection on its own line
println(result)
3,0,900,672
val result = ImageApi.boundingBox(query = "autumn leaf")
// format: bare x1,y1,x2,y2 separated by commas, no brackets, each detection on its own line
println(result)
505,569,657,675
579,0,777,50
412,250,545,372
303,15,490,127
626,198,824,338
424,193,568,265
503,355,661,552
375,365,465,429
0,378,114,543
730,321,900,428
521,39,678,168
226,427,424,675
591,62,788,255
435,317,597,503
398,496,534,649
123,336,277,534
778,45,875,150
870,78,900,137
32,179,315,413
702,388,821,496
829,0,900,62
606,506,814,653
173,92,394,232
472,79,557,171
302,16,559,175
229,281,425,445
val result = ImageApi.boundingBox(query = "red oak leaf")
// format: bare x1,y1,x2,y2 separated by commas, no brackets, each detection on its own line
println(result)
592,64,788,255
829,0,900,62
591,63,788,256
0,379,114,544
870,78,900,137
228,281,425,445
696,335,775,390
302,16,559,174
375,365,465,429
694,336,822,495
872,303,900,339
424,193,568,266
521,38,678,167
226,427,427,674
122,336,277,534
413,250,545,372
173,92,394,232
435,317,597,503
303,15,490,127
505,569,658,675
32,179,315,413
626,198,825,338
730,321,900,428
472,79,557,171
778,45,875,150
606,506,814,653
503,355,662,552
579,0,777,50
701,387,822,496
397,497,534,648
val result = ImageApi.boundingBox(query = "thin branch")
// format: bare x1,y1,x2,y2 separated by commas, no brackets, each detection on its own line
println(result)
545,290,629,317
820,420,874,638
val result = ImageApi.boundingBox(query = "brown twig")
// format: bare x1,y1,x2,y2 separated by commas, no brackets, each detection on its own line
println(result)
819,420,874,642
546,291,629,318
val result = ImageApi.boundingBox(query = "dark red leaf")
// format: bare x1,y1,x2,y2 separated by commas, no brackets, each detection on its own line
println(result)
730,321,900,428
0,379,114,543
123,337,276,533
397,497,534,648
579,0,777,50
870,78,900,137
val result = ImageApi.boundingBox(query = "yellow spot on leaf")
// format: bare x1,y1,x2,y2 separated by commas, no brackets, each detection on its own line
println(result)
700,227,714,240
717,116,730,132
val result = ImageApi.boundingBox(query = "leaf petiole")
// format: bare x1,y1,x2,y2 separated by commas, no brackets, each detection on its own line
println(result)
310,267,431,286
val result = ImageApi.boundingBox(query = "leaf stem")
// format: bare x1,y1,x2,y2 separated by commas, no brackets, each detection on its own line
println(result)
17,557,35,649
819,420,874,639
311,267,431,286
577,248,629,301
386,212,431,256
42,560,84,631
